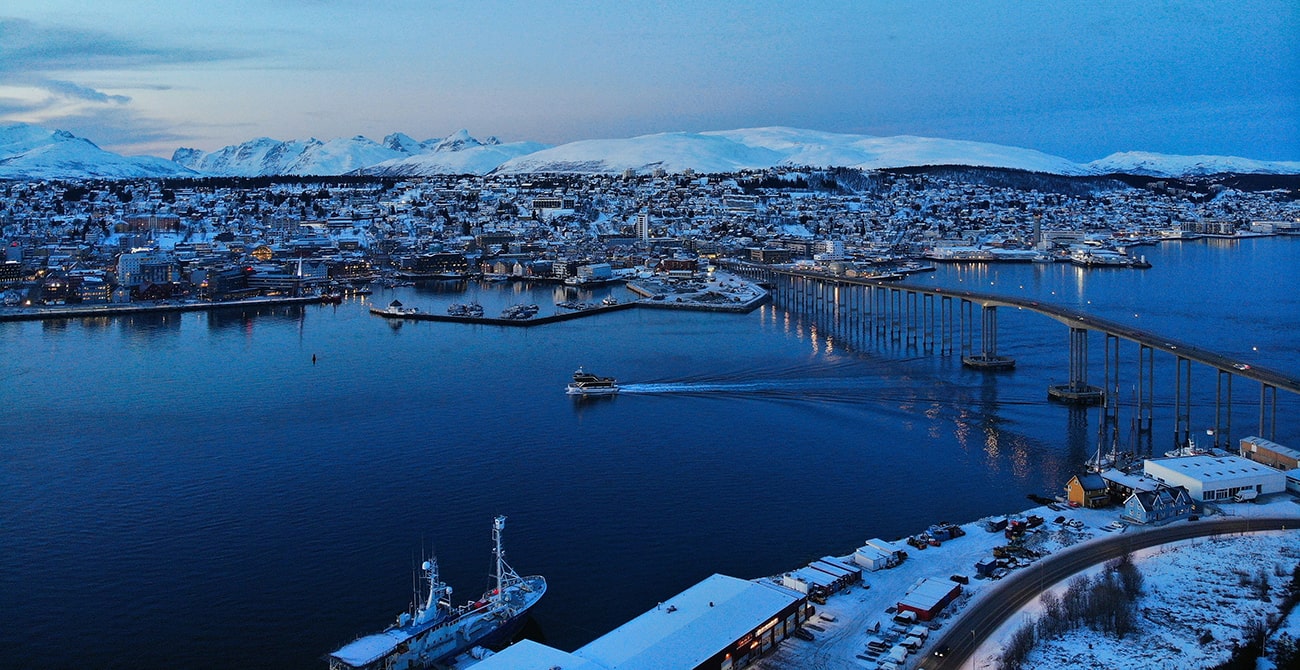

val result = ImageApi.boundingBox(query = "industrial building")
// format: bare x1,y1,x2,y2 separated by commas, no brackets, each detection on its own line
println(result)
1143,455,1286,502
895,577,962,622
475,574,809,670
1240,436,1300,471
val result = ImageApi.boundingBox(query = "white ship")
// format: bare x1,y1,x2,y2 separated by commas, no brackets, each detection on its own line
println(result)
565,368,619,396
328,516,546,670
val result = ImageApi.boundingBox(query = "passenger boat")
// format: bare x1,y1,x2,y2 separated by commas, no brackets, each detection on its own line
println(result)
566,368,619,396
327,516,545,670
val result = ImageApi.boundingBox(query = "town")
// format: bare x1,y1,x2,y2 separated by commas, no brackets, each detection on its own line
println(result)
1,168,1297,312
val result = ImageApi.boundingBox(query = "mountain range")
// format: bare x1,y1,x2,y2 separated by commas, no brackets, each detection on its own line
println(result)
2,122,1298,181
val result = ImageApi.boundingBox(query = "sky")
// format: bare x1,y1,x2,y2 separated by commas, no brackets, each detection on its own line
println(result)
1,1,1296,162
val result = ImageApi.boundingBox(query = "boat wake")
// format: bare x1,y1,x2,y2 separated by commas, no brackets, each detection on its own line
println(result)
619,379,878,395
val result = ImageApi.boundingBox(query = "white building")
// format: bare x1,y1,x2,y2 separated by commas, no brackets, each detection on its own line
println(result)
1143,455,1286,502
635,212,650,242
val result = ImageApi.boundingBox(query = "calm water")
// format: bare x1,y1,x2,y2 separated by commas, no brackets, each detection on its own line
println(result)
1,237,1297,669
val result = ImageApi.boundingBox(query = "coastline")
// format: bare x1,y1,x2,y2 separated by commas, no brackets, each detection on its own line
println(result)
0,295,331,322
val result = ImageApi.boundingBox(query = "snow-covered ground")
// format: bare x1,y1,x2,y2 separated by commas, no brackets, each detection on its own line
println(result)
970,527,1300,670
753,497,1300,670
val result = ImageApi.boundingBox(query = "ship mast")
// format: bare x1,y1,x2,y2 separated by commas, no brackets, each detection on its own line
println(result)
493,515,506,598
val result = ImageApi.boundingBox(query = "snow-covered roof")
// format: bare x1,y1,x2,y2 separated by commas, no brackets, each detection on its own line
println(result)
574,574,802,670
896,577,960,613
467,639,604,670
1099,468,1159,493
1145,455,1284,484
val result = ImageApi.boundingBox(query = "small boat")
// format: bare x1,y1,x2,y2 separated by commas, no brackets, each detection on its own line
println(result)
601,296,619,306
566,368,619,396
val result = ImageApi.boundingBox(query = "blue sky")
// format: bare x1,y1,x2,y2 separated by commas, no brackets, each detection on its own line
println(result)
2,1,1296,161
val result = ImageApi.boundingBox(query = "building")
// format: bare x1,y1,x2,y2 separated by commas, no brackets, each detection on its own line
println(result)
1143,455,1286,502
570,574,808,670
0,260,22,287
1065,473,1110,508
1122,486,1194,524
747,247,792,264
466,639,604,670
398,252,469,278
895,577,961,622
1239,436,1300,471
813,240,845,261
635,212,650,242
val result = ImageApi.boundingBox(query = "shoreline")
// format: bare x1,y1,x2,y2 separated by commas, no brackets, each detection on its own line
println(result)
0,295,330,322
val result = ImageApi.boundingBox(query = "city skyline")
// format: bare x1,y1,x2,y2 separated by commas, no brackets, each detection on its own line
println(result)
1,1,1297,162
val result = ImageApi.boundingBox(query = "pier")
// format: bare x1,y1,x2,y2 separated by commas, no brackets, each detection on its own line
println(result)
725,261,1299,449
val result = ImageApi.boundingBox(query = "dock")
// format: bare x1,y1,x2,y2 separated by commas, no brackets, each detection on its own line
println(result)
368,301,637,327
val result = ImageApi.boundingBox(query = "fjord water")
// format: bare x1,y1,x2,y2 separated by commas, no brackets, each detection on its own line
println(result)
1,237,1297,668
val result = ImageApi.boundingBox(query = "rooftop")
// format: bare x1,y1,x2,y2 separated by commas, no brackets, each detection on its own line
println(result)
574,574,802,670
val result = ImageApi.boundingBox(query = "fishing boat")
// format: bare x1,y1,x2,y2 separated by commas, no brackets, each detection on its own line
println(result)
566,368,619,396
327,516,546,670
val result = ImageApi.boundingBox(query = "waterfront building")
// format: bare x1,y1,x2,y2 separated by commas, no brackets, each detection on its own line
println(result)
1239,436,1300,471
1143,455,1286,502
472,574,808,670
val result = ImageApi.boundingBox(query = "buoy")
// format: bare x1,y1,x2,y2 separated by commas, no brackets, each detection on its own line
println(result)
312,354,317,364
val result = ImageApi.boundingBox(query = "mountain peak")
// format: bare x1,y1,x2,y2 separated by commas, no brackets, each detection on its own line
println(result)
433,129,483,153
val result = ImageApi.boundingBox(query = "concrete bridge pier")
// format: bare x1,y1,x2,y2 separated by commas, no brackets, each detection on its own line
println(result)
1099,333,1121,456
940,295,954,355
1174,356,1192,448
962,304,1015,370
1214,370,1232,449
1136,344,1154,437
1049,327,1104,403
1260,384,1278,441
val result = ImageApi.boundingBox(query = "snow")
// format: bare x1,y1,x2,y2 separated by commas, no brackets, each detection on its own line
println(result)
0,123,196,179
358,141,550,176
1088,151,1300,177
754,497,1300,670
969,530,1300,670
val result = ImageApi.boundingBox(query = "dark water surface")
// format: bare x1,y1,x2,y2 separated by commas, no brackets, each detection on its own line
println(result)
1,237,1296,668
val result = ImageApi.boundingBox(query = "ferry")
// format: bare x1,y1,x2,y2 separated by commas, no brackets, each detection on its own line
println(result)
566,368,619,396
327,516,546,670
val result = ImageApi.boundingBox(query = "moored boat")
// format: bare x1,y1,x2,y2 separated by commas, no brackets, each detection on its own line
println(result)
327,516,545,670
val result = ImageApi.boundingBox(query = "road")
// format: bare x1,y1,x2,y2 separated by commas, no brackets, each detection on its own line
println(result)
920,516,1299,670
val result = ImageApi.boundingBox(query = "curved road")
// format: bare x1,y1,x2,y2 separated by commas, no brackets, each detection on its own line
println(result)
919,516,1300,670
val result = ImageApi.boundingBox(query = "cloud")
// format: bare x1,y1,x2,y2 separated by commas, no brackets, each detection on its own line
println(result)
40,79,130,104
0,17,253,76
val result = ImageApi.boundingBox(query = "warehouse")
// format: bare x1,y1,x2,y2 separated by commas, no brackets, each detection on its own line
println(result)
896,577,962,622
572,574,809,670
1143,455,1286,502
1240,436,1300,471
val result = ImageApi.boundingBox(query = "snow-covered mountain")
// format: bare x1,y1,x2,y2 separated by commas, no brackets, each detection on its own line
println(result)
356,140,550,176
3,121,1298,180
1086,151,1300,177
0,123,196,179
172,135,412,176
493,127,1094,176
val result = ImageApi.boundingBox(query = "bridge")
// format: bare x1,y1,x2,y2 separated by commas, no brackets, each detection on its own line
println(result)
723,262,1298,449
